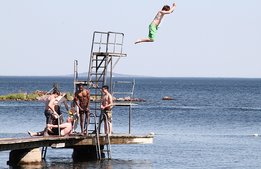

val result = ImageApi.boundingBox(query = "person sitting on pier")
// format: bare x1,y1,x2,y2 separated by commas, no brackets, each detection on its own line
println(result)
28,116,73,137
74,84,90,135
47,116,73,136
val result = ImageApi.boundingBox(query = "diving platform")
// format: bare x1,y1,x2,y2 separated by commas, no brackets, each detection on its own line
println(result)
92,52,127,57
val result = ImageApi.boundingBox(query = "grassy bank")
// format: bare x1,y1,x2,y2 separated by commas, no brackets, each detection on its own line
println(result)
0,93,39,101
0,91,74,101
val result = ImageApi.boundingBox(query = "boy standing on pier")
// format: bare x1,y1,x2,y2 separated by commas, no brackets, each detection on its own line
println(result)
135,2,176,44
99,85,113,134
74,84,90,135
44,90,60,125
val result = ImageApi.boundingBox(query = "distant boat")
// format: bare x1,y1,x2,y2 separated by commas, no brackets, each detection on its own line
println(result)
162,96,174,100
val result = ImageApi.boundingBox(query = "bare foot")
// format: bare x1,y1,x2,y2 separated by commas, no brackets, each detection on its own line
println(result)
134,40,141,44
28,131,33,137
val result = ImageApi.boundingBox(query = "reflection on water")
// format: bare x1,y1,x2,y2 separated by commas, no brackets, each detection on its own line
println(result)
9,159,152,169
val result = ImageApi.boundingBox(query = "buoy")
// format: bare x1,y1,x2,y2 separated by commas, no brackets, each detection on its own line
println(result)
162,96,174,100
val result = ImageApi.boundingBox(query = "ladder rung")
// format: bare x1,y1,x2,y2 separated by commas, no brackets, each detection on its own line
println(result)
90,73,104,75
92,55,106,58
91,66,105,69
74,81,89,85
92,55,105,61
91,59,105,63
89,81,103,84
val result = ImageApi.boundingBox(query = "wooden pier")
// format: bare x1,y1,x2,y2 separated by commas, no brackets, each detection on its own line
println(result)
0,133,154,151
0,133,154,166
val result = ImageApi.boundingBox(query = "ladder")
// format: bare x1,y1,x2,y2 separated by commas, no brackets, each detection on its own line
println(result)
88,31,126,90
73,31,126,160
88,31,126,160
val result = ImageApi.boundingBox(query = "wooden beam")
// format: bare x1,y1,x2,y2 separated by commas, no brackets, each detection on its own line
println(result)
0,134,154,151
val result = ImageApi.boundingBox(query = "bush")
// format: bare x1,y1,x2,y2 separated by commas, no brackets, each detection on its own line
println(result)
26,93,39,100
6,93,26,100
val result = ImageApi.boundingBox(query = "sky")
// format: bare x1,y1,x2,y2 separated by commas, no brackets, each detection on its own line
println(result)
0,0,261,78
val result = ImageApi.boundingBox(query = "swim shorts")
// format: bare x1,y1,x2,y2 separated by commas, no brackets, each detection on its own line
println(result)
102,110,112,123
148,23,158,40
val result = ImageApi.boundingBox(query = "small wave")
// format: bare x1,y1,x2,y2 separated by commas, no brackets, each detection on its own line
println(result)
225,107,261,111
154,133,261,138
135,105,207,111
171,106,205,110
0,133,28,138
136,105,261,112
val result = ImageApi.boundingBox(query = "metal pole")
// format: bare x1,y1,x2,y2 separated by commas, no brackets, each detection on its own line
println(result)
73,60,78,93
129,105,131,134
58,116,61,136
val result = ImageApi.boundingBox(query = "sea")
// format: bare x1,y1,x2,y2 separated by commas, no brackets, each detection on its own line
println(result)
1,76,261,169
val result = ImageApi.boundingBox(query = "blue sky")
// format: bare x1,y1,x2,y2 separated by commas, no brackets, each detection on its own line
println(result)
0,0,260,77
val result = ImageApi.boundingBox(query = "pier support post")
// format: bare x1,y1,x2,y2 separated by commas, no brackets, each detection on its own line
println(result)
72,145,105,161
7,148,42,167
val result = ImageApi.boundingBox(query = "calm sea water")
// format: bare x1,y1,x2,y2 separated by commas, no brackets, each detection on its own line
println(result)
1,76,261,169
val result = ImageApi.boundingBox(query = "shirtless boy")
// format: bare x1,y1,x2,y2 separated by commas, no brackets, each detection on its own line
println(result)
99,85,113,134
135,2,176,44
74,84,90,134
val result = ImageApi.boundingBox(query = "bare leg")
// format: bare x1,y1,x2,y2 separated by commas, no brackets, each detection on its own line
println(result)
28,131,37,137
104,120,107,134
135,38,154,44
60,123,72,136
104,119,112,135
28,130,44,137
80,112,84,133
84,112,90,134
48,123,72,136
109,121,112,134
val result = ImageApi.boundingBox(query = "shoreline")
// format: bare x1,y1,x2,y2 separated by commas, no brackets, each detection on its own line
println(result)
0,91,146,102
